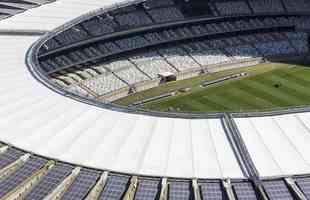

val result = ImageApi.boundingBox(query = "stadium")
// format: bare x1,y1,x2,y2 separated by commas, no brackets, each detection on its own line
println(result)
1,0,310,199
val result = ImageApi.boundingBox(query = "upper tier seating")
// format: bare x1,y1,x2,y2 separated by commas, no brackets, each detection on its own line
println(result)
249,0,285,13
215,1,252,16
282,0,310,12
147,6,185,23
51,30,308,98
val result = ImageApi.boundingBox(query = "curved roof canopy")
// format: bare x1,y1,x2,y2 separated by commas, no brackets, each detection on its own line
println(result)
0,0,310,180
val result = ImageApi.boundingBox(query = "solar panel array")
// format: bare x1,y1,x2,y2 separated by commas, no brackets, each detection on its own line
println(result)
0,148,23,169
169,181,192,200
200,181,226,200
232,181,258,200
0,156,46,198
0,0,309,199
98,174,130,200
263,180,294,200
0,146,306,200
60,168,100,200
24,162,74,200
295,177,310,199
134,178,160,200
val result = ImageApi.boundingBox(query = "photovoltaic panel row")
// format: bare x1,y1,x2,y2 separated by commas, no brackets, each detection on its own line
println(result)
0,147,23,169
200,181,227,200
134,178,160,200
232,181,258,200
98,174,130,200
60,168,101,200
24,162,74,200
0,156,46,198
169,180,193,200
263,180,294,200
295,177,310,200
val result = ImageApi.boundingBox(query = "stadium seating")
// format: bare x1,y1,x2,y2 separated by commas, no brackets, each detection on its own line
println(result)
282,0,310,12
158,47,201,71
38,0,310,55
50,28,308,99
130,51,177,79
81,72,128,96
215,1,252,16
39,14,305,74
249,0,285,13
1,0,310,199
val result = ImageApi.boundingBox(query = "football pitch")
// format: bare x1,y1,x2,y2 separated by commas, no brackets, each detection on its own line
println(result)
114,62,310,113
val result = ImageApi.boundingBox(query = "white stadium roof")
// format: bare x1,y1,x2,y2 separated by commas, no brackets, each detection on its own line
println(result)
0,35,244,179
0,0,122,31
0,0,310,181
235,113,310,178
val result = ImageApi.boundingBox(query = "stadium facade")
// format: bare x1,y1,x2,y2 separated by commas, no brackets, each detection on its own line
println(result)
0,0,310,199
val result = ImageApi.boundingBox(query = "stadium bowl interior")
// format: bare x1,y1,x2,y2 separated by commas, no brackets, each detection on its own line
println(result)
0,0,310,199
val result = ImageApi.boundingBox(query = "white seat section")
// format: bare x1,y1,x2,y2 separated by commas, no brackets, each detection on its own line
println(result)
0,35,245,179
235,115,310,177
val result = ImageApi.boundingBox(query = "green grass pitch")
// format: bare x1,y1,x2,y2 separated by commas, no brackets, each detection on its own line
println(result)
114,62,310,113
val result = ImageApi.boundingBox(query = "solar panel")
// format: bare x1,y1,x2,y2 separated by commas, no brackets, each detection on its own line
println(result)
263,180,294,200
98,174,130,200
232,181,258,200
200,181,226,200
60,168,100,200
134,178,160,200
24,163,74,200
169,181,192,200
0,148,23,169
295,177,310,199
0,156,46,198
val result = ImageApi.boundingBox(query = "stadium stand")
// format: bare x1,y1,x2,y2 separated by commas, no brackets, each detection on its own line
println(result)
248,0,285,14
49,29,307,98
130,51,178,79
0,0,310,199
215,1,252,16
38,15,304,72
